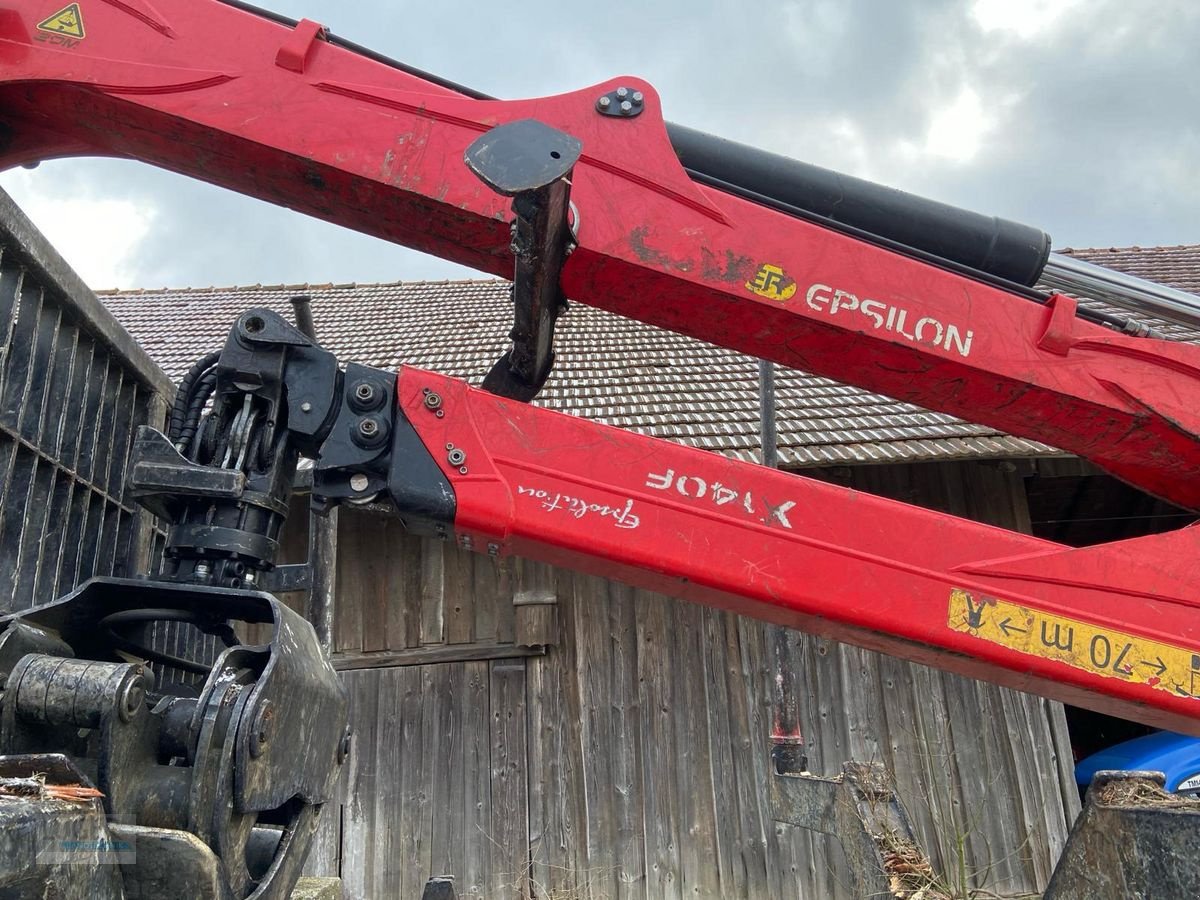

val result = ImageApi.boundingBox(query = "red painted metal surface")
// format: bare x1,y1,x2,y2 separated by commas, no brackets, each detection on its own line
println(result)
1,0,1199,508
399,368,1200,735
0,1,1197,730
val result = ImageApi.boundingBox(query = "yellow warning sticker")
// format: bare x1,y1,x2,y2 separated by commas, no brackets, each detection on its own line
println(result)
745,263,797,302
948,588,1200,700
37,3,85,40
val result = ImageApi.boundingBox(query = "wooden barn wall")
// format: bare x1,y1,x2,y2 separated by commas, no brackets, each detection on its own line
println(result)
302,459,1080,899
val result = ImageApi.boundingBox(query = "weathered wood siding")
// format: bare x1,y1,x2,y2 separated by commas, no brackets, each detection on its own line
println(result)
303,459,1079,898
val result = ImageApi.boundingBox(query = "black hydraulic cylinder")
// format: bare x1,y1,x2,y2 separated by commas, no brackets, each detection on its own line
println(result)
666,123,1051,287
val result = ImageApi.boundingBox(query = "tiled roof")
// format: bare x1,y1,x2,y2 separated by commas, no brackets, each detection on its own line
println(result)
1058,244,1200,294
99,244,1200,467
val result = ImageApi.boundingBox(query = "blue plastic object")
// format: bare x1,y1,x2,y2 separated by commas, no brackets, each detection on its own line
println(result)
1076,731,1200,793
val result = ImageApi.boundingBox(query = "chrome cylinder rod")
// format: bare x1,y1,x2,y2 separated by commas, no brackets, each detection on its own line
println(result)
1042,253,1200,330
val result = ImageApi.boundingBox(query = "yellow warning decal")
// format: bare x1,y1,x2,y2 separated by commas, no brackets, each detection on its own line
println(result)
949,588,1200,700
37,3,85,39
745,263,797,302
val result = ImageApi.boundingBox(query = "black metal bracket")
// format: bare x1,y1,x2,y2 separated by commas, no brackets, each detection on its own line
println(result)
465,119,582,402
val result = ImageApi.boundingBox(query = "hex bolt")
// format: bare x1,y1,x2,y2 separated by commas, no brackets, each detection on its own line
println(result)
194,562,211,581
250,702,275,758
596,95,612,111
615,86,629,100
358,417,380,438
354,382,377,405
620,100,634,115
300,401,313,413
447,448,466,467
424,392,442,410
350,473,370,492
632,90,644,105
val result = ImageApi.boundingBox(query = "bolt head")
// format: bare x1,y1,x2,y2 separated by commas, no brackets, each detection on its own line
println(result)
632,91,644,105
358,417,379,436
350,473,370,492
118,674,146,722
424,392,442,410
620,100,634,114
597,95,612,110
300,401,312,413
615,86,629,100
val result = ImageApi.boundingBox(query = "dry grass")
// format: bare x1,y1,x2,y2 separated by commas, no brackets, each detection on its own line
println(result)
1095,776,1200,809
875,826,953,900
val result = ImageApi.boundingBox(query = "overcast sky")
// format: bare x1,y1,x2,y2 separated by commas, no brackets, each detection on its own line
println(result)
1,0,1196,289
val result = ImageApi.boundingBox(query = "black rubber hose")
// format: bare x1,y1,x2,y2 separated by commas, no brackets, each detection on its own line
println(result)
169,350,221,441
176,370,218,456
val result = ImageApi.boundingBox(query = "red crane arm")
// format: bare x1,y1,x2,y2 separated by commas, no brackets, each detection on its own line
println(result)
1,0,1199,507
401,367,1200,735
1,2,1199,732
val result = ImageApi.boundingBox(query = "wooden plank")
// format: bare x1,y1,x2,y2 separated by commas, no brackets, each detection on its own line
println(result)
417,664,444,885
420,537,445,645
371,667,405,892
513,558,558,648
360,519,393,653
333,515,363,654
444,541,476,644
472,554,501,643
490,658,530,898
671,597,721,898
733,616,784,900
524,642,552,896
461,660,492,896
337,671,379,899
525,582,582,898
397,664,434,899
571,575,618,900
429,663,466,882
494,557,516,645
301,802,341,878
397,531,424,649
699,605,739,899
606,583,645,900
635,587,682,900
333,642,543,671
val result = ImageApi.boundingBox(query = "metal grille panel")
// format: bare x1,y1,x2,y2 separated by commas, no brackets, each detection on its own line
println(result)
0,188,173,615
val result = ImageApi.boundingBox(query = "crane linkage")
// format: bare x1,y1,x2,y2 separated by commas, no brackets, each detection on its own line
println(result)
1,1,1200,897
